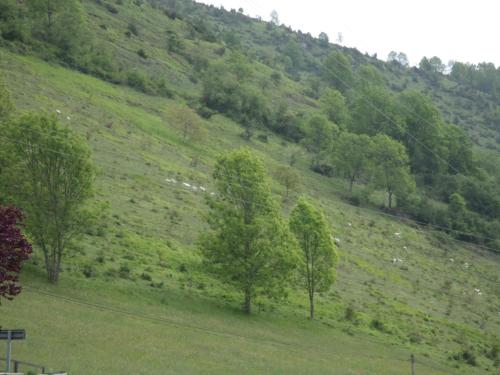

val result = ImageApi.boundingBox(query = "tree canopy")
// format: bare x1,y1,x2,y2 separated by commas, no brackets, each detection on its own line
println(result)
0,205,32,302
290,198,338,320
200,148,298,313
0,113,94,283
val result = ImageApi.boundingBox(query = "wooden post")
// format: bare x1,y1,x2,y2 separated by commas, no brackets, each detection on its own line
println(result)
6,330,12,372
411,354,416,375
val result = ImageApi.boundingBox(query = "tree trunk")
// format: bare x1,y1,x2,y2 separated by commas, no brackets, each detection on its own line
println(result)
243,288,252,314
349,175,355,194
388,191,393,209
309,292,314,320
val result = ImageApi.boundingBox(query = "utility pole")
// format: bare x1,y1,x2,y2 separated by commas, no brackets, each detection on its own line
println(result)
6,331,12,373
411,354,416,375
0,329,26,372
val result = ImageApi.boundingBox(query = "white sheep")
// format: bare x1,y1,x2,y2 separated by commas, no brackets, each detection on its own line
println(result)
183,182,191,188
199,186,206,192
56,109,62,114
449,258,454,262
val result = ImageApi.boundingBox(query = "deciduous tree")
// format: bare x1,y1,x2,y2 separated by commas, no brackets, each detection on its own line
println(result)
0,113,93,283
200,149,298,313
290,198,337,319
0,206,32,303
322,51,354,93
319,88,349,127
334,132,373,193
275,165,300,199
302,115,338,168
173,106,205,143
371,134,415,209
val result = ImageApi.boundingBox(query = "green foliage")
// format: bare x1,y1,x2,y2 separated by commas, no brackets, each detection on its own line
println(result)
322,51,354,93
0,0,29,42
371,134,415,208
0,73,13,121
387,51,409,67
0,0,119,82
171,106,206,143
357,64,384,88
319,88,349,127
275,165,300,199
333,132,373,193
301,115,338,168
290,198,338,319
0,113,94,283
349,85,405,139
199,149,298,313
397,91,447,176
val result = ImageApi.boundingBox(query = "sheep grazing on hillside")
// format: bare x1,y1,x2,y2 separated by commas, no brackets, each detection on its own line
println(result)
56,109,62,114
199,186,206,192
182,182,191,188
449,258,454,262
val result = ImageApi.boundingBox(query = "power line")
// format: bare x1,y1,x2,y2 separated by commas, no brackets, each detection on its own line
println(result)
23,285,466,375
24,286,414,365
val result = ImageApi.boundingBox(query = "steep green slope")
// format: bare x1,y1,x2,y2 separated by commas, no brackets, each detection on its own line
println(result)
1,46,499,374
1,0,500,373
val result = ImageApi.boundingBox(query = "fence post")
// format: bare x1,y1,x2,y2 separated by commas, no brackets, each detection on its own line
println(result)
14,360,19,372
411,354,416,375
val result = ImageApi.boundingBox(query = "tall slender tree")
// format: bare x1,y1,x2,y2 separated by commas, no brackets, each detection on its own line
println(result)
290,198,338,320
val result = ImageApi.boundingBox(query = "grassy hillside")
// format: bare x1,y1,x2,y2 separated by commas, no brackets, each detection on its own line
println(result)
0,0,499,374
1,47,500,374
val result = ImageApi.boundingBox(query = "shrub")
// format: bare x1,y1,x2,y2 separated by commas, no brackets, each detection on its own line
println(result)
344,305,359,325
82,264,94,278
370,318,386,332
105,3,119,14
127,23,139,37
127,71,148,92
452,349,477,366
137,49,147,59
119,264,131,279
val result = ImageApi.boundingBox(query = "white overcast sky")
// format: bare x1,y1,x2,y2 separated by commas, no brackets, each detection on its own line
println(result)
197,0,500,67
